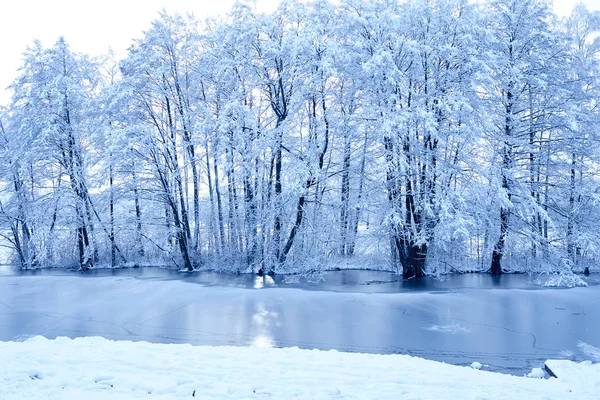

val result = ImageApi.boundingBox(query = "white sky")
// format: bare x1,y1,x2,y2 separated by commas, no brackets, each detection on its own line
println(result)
0,0,599,106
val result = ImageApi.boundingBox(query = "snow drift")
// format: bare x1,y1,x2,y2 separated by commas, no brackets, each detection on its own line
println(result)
1,336,599,399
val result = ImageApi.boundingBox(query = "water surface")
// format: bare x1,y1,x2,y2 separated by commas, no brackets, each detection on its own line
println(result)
0,267,597,376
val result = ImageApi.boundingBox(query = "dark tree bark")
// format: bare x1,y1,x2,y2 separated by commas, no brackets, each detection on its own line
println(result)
339,130,351,256
491,83,514,276
109,163,116,267
213,150,226,253
132,161,144,258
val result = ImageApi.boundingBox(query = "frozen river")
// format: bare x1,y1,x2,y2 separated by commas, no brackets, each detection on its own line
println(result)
0,267,598,375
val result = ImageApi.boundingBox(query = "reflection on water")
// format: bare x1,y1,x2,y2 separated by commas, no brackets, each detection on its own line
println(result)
252,335,275,348
251,301,278,348
252,301,279,348
253,275,277,289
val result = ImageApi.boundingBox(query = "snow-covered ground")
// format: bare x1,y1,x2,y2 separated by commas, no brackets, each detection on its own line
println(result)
1,336,598,399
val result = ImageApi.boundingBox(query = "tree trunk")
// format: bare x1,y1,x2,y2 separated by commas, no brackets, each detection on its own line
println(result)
491,202,508,276
348,131,369,256
491,94,513,276
132,161,144,258
213,151,226,254
567,154,576,261
205,141,218,254
340,132,351,256
271,129,283,274
110,163,116,267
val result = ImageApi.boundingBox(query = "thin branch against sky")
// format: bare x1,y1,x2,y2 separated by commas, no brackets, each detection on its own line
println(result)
0,1,597,105
0,0,280,105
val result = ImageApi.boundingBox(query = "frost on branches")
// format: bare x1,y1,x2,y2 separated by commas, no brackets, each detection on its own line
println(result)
1,0,600,277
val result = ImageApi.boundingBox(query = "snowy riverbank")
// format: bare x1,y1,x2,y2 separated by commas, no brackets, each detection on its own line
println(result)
1,336,598,399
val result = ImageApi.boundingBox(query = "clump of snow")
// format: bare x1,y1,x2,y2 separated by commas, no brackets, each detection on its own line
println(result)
541,272,588,288
578,341,600,362
470,362,483,370
527,368,546,379
469,362,490,370
1,336,600,399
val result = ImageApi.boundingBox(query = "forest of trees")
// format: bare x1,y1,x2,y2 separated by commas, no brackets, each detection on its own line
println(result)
1,0,600,278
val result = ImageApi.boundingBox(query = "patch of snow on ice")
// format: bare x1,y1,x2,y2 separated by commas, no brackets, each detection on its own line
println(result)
542,273,587,288
470,362,483,370
426,322,470,334
283,274,301,284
